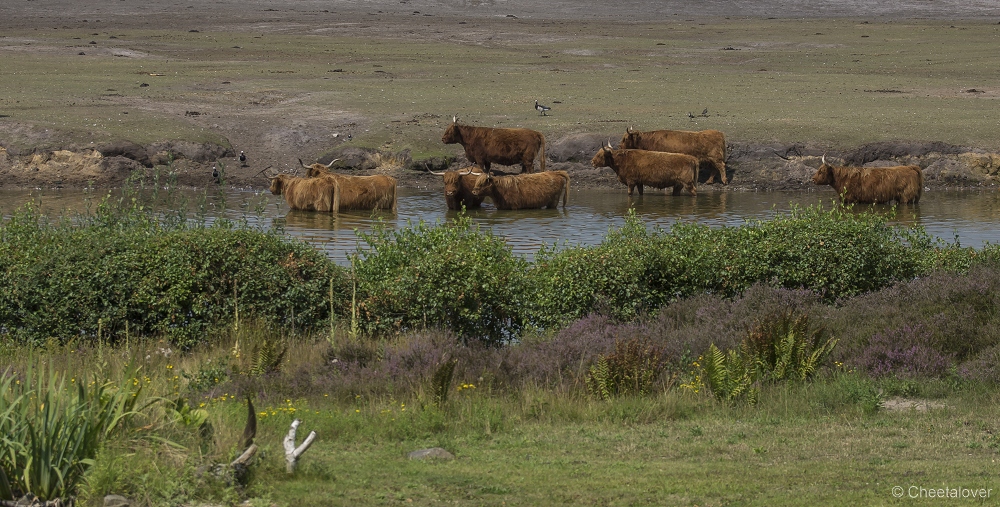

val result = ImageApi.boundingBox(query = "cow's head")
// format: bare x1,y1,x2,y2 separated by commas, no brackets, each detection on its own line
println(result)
268,173,289,195
300,158,340,177
470,173,495,197
441,116,462,144
442,167,481,198
591,140,615,168
812,155,835,185
619,126,640,149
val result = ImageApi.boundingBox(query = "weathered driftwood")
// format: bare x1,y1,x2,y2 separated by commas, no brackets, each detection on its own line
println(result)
283,419,317,473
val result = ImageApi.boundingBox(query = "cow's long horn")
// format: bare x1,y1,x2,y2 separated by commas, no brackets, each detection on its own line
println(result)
298,158,310,169
324,158,340,169
627,125,634,134
452,115,458,123
821,154,827,165
255,165,275,178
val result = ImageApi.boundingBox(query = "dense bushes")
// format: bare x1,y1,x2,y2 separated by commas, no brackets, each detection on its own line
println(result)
2,193,998,348
352,216,529,346
0,197,348,349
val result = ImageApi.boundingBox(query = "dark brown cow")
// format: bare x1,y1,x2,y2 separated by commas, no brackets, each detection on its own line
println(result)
269,173,341,212
429,166,486,210
812,156,923,204
591,141,698,196
618,126,728,185
299,159,398,211
470,171,569,210
441,116,546,174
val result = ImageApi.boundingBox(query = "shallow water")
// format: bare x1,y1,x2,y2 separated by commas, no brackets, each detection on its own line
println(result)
2,187,998,265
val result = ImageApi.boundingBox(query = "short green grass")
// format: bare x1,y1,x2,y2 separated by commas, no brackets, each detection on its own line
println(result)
3,18,1000,156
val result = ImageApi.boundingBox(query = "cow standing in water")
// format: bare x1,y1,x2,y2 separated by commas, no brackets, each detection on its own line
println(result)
268,173,341,212
298,159,398,211
428,167,487,210
441,116,546,174
591,141,698,197
812,156,923,204
619,126,728,185
470,171,570,210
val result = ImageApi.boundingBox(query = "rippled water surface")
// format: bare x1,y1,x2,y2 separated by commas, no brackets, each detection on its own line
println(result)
2,187,998,264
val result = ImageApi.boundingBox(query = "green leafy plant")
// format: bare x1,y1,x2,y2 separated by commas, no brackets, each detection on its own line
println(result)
431,357,458,408
700,343,760,405
0,361,146,502
743,311,838,382
586,337,665,400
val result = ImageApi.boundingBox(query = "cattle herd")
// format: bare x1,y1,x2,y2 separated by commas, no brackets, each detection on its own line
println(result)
268,117,924,213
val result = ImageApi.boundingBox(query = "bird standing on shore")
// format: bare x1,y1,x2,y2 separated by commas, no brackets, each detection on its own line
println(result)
239,151,247,167
212,165,219,183
535,100,551,116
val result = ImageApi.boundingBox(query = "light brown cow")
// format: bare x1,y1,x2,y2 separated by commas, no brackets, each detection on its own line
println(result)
428,166,486,210
268,173,341,212
441,116,546,174
618,126,728,185
591,141,698,196
300,159,397,211
469,171,569,210
812,156,923,204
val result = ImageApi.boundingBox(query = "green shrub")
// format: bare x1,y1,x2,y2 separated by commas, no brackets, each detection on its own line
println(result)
0,196,348,349
352,215,530,345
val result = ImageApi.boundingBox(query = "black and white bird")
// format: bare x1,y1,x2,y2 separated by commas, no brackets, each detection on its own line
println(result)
688,112,696,119
239,150,247,167
701,108,709,116
535,100,551,116
212,165,219,182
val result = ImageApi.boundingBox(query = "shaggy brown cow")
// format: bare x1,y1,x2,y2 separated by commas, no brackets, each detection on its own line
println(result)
299,159,398,211
812,156,924,204
591,141,698,197
441,116,546,174
618,126,728,185
469,171,569,210
269,173,341,212
428,166,486,210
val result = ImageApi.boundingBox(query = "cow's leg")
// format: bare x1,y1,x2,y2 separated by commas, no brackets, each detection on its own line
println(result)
687,182,697,196
672,184,682,196
627,184,635,196
703,162,715,184
717,161,728,185
637,184,644,195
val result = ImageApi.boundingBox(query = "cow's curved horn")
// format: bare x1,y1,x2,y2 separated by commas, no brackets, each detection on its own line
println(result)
428,170,446,175
452,115,458,124
298,158,310,169
627,125,634,134
324,158,340,169
821,154,827,165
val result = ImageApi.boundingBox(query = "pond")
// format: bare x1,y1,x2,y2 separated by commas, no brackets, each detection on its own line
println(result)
2,186,998,265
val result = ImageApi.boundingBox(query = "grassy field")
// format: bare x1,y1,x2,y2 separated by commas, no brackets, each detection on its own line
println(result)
7,330,999,507
3,18,1000,166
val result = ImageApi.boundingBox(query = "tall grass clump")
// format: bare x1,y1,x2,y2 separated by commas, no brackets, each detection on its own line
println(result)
0,361,147,502
352,215,529,345
0,189,348,349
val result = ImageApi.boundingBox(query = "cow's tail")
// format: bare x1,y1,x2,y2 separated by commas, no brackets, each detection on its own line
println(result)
562,173,569,208
913,165,925,204
331,180,341,213
539,137,546,172
390,183,398,212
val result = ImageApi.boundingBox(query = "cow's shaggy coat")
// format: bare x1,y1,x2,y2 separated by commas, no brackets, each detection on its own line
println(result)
269,174,341,212
812,160,924,204
591,144,699,197
441,168,486,210
442,120,546,174
470,171,569,210
302,160,398,211
618,127,728,185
